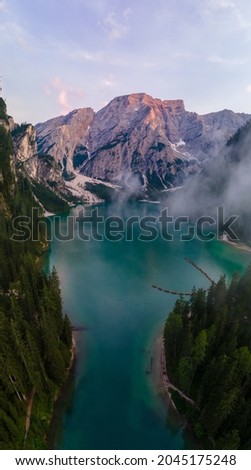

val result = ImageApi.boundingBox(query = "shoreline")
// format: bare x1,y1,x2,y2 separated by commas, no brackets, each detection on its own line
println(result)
221,234,251,253
150,333,185,426
68,332,77,376
46,330,77,449
151,332,200,449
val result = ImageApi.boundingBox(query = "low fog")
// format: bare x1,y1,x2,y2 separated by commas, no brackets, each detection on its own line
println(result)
163,121,251,242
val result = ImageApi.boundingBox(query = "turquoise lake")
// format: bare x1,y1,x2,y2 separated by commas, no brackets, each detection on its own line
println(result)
47,203,251,450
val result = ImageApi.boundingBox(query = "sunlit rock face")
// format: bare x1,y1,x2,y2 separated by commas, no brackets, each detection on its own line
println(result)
35,93,251,196
12,121,119,204
12,124,37,163
81,93,250,190
36,108,95,174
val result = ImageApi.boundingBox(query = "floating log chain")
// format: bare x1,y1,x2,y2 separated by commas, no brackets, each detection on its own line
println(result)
152,285,191,296
184,257,214,283
152,258,214,296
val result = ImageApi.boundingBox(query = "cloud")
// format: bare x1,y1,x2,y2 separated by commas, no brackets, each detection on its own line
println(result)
123,8,133,20
103,12,129,39
101,78,114,87
44,77,85,114
71,49,102,62
0,0,32,51
54,42,103,63
99,75,114,88
0,0,7,11
205,0,237,12
209,0,235,8
97,75,115,92
0,1,29,47
0,20,32,49
203,0,251,32
246,84,251,93
208,55,248,66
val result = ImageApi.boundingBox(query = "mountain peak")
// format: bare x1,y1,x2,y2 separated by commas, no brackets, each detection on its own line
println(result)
108,93,185,112
35,93,251,199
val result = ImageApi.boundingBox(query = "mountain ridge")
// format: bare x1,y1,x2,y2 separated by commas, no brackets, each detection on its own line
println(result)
34,93,251,199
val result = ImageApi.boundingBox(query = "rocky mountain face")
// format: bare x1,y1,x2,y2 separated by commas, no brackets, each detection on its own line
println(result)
35,93,251,198
12,121,120,208
12,124,61,185
12,124,38,179
36,108,95,175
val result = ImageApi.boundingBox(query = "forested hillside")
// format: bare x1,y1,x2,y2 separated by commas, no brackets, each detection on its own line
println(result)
0,98,72,449
164,267,251,450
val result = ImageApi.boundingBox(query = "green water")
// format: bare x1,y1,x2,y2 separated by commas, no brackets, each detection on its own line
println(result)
47,203,251,450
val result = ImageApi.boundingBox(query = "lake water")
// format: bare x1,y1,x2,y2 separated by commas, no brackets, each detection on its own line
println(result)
47,203,251,450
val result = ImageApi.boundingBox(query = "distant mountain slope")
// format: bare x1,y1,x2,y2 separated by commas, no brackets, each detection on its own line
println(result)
35,93,251,196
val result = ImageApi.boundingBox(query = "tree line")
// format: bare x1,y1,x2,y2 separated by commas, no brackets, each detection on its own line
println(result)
0,99,72,449
164,267,251,450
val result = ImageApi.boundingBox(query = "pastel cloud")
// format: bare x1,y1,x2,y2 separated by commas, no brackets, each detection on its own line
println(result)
103,12,129,39
204,0,251,31
2,0,251,123
44,77,85,115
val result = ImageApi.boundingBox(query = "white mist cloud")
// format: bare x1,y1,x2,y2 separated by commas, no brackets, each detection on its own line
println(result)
208,55,247,66
246,84,251,93
97,75,115,91
69,49,102,62
167,120,251,243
